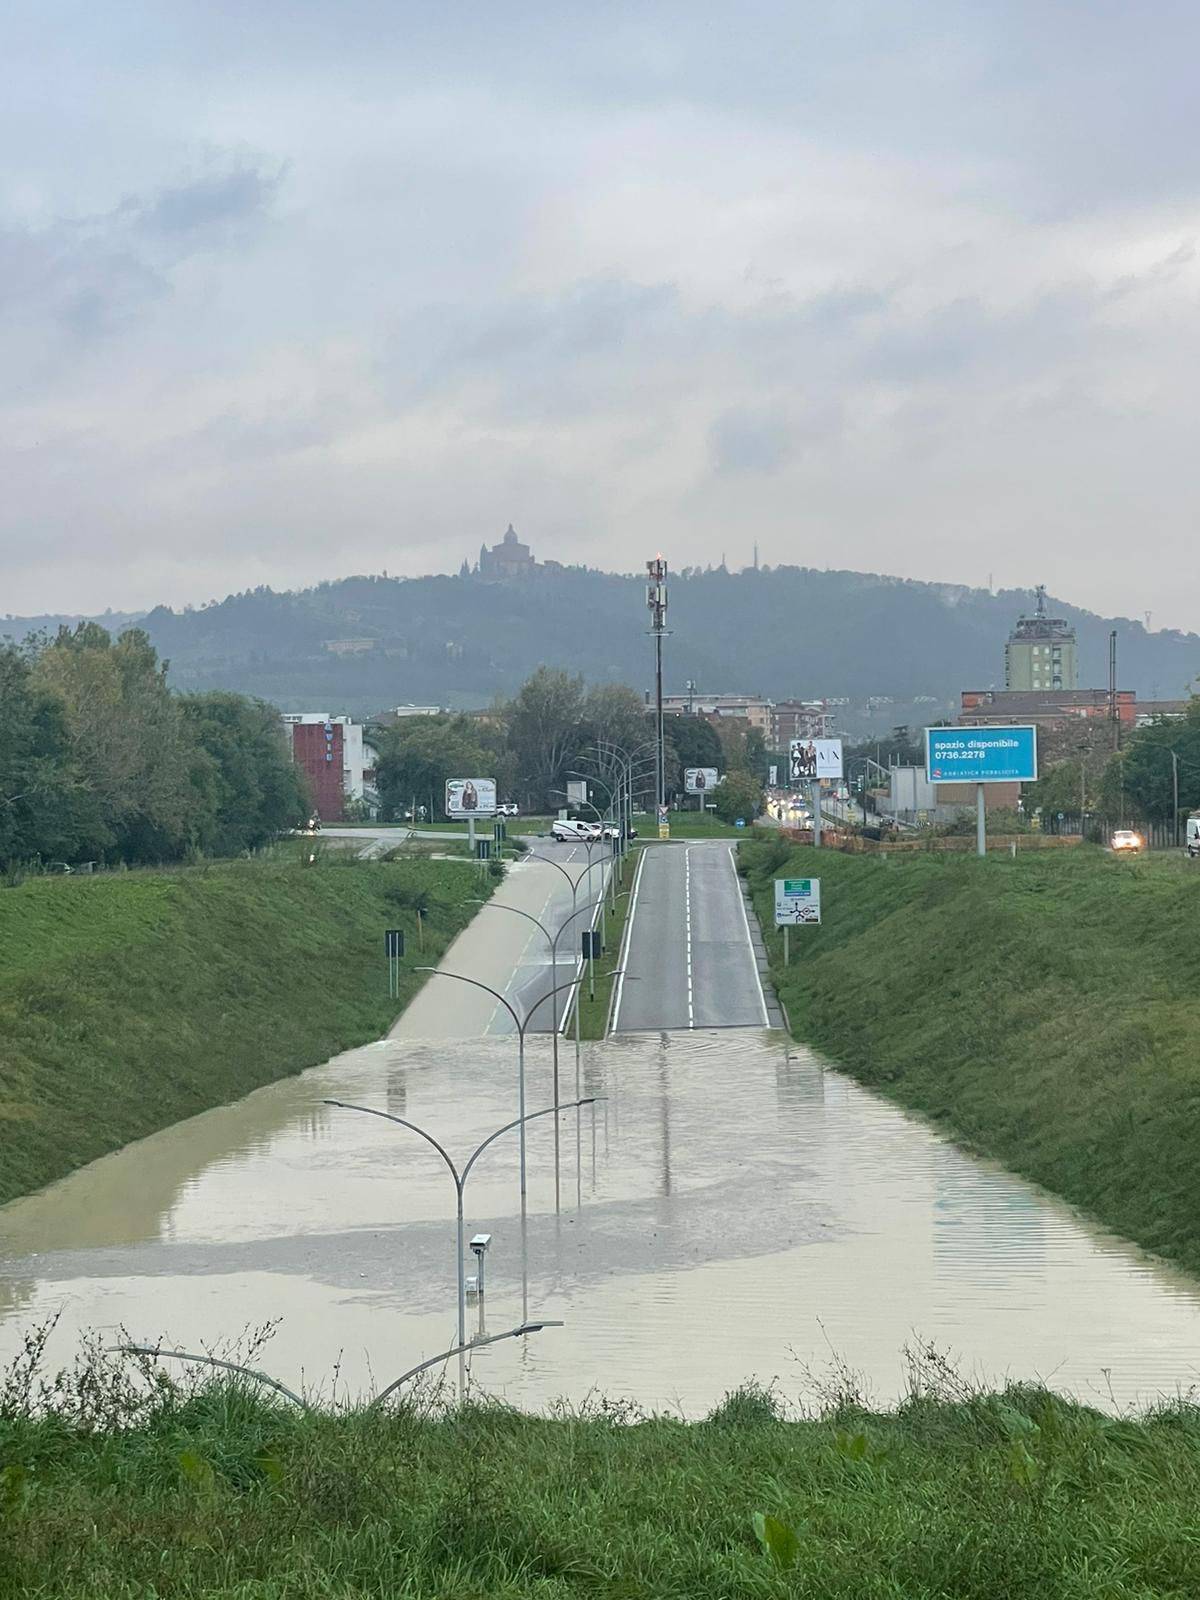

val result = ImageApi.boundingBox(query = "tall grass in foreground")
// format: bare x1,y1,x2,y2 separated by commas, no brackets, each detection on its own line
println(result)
3,1326,1200,1598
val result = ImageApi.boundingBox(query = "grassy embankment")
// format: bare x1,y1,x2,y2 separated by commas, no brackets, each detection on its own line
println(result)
0,856,492,1204
5,1372,1200,1597
741,837,1200,1274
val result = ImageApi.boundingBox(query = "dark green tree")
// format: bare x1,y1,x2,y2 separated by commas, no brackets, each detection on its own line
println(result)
504,667,587,811
1122,704,1200,821
374,716,497,820
713,769,764,824
179,692,308,853
31,625,194,862
0,645,84,867
663,715,724,800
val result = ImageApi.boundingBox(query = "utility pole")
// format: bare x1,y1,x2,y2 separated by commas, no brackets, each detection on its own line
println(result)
646,557,669,809
1109,629,1120,753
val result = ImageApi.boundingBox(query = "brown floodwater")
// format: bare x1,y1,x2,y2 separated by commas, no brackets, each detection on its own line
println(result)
2,1028,1198,1414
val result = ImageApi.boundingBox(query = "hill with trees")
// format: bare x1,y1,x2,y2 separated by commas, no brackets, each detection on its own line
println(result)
7,565,1195,721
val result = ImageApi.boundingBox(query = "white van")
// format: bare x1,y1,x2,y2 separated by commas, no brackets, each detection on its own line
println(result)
550,817,600,843
1187,815,1200,858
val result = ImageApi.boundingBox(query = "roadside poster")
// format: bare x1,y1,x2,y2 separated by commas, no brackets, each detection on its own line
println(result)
684,767,719,793
445,778,497,817
768,764,778,787
925,726,1038,784
774,877,821,925
789,739,843,783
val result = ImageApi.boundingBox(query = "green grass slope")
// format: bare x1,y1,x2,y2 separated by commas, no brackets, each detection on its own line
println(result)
741,839,1200,1275
4,1379,1200,1597
0,858,489,1204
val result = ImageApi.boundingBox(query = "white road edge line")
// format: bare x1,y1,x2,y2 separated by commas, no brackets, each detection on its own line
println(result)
557,845,608,1034
729,843,771,1027
610,846,647,1032
685,847,695,1028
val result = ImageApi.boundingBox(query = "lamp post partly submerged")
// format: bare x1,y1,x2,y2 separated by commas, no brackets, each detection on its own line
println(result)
324,1096,595,1400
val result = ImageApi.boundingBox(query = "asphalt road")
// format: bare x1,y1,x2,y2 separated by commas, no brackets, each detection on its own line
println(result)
612,842,772,1032
391,836,610,1039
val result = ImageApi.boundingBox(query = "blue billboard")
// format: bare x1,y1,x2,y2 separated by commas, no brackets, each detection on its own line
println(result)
926,725,1038,784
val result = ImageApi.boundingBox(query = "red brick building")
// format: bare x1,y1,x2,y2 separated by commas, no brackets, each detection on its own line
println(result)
959,688,1136,729
289,719,346,820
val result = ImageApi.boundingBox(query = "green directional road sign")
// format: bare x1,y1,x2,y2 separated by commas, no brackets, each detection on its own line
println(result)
775,877,820,925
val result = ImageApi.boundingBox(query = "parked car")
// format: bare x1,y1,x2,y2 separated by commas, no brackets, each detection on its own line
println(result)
1110,829,1143,854
550,818,601,842
496,802,520,817
1187,815,1200,858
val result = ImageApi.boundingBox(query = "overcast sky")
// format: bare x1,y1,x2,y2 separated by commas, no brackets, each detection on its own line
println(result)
4,2,1200,625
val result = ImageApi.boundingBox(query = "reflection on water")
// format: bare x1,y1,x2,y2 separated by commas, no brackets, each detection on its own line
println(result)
2,1029,1199,1414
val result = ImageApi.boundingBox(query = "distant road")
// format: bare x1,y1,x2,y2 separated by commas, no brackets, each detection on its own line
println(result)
390,836,609,1040
612,843,774,1031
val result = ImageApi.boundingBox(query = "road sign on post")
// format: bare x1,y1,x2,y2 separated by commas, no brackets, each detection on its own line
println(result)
657,804,669,839
775,877,820,925
385,928,405,998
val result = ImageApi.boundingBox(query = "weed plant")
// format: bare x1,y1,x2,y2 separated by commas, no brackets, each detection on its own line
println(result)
3,1328,1200,1597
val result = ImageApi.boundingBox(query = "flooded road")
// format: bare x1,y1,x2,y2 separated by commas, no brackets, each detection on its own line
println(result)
2,1027,1199,1414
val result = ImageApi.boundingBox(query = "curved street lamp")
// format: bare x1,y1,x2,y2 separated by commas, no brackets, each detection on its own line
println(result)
414,968,623,1202
324,1096,595,1398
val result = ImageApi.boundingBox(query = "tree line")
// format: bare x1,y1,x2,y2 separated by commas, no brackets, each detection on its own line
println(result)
374,666,769,822
1,625,307,870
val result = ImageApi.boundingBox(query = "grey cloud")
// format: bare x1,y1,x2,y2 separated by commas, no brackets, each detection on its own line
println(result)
860,285,1105,386
0,158,284,389
709,409,792,475
135,165,285,242
6,2,1200,626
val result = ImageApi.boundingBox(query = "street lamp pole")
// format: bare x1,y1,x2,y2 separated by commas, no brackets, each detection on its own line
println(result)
324,1096,595,1401
467,893,622,1209
414,968,619,1201
646,559,670,810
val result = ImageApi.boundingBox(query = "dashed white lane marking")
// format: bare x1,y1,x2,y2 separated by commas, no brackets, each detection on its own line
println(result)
685,847,695,1028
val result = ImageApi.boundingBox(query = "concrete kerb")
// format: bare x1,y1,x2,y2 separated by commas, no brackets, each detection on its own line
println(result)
734,863,787,1031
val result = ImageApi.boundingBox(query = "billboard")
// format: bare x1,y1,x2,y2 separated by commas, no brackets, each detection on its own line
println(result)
775,877,821,925
566,779,588,806
925,726,1038,784
445,778,497,817
789,738,843,783
684,767,719,793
